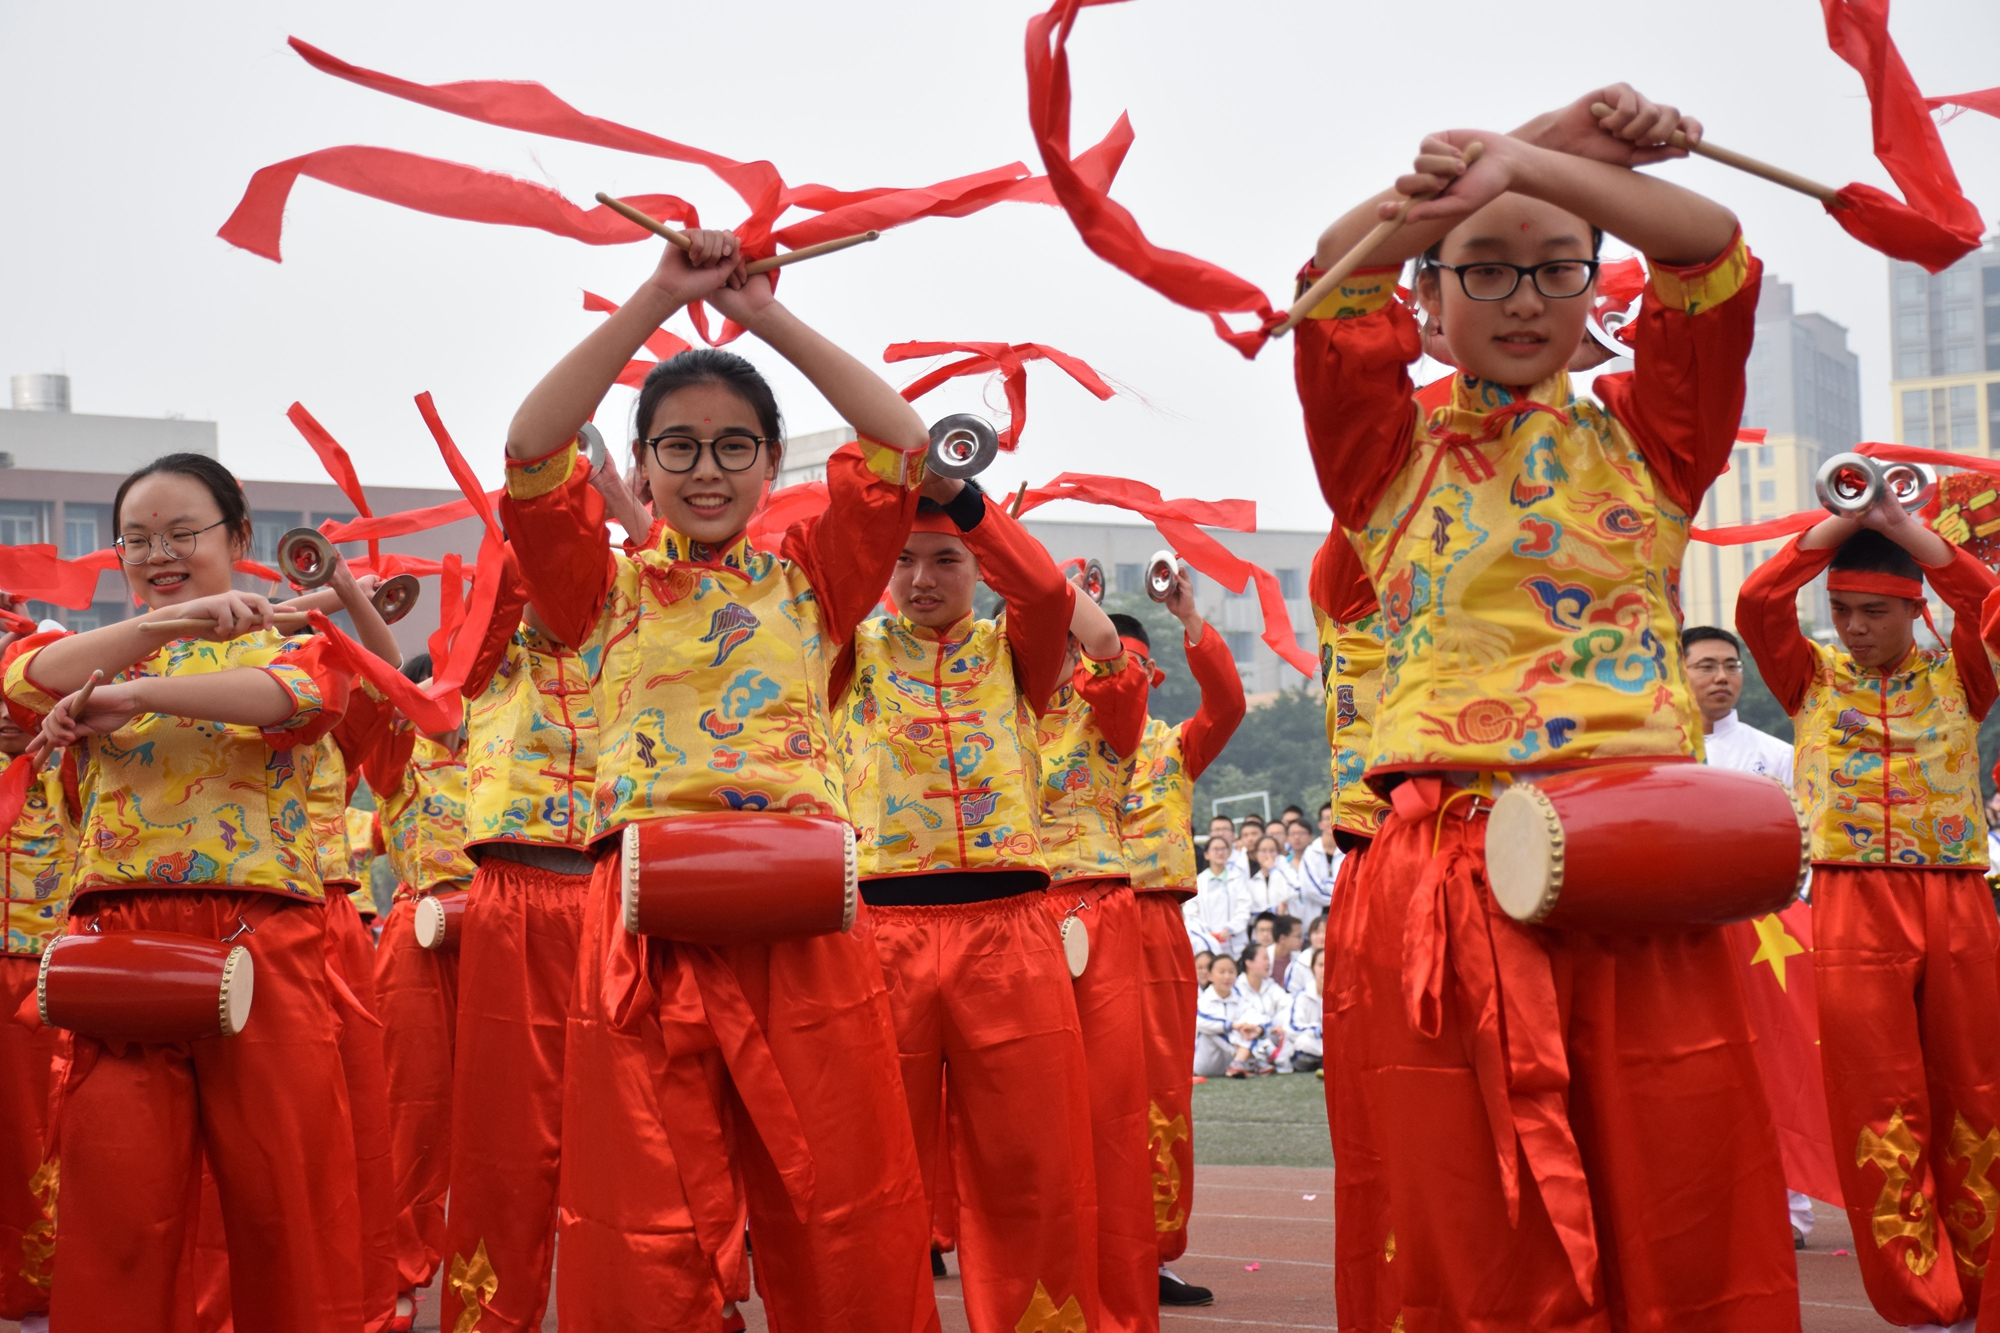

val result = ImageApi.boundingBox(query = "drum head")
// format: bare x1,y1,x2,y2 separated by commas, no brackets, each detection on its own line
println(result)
621,824,644,936
1061,916,1090,978
414,896,446,949
220,946,255,1037
1485,784,1564,923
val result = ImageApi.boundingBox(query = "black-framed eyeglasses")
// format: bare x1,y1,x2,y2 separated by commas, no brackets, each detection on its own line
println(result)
639,430,767,474
114,519,229,565
1425,258,1599,302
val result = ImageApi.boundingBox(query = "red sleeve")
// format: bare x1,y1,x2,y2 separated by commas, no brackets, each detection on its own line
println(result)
459,546,531,698
369,809,385,857
960,503,1075,715
58,747,82,824
1072,653,1150,760
496,443,617,650
787,439,922,701
1179,624,1246,780
1593,233,1761,515
1735,538,1831,715
1310,530,1378,623
1291,264,1421,532
1930,547,1999,722
361,718,417,807
260,634,350,750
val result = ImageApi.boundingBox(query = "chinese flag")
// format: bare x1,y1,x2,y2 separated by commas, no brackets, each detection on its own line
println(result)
1727,902,1843,1203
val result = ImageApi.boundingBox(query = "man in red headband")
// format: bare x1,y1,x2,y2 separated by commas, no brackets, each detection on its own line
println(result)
1740,490,2000,1329
1110,568,1244,1309
832,483,1117,1332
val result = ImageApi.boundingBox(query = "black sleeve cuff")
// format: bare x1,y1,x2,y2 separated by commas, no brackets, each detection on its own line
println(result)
942,479,987,533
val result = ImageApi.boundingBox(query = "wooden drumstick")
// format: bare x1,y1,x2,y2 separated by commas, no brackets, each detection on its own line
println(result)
68,671,102,717
595,192,879,275
1588,103,1841,206
1272,142,1486,338
140,611,312,634
1008,481,1028,519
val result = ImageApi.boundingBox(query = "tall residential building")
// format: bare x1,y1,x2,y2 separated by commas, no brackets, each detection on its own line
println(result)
1681,278,1861,634
1890,234,2000,456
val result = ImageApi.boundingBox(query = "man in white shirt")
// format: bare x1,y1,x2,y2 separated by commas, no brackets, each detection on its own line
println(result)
1298,801,1340,916
1985,792,2000,869
1186,835,1251,958
1686,625,1812,1249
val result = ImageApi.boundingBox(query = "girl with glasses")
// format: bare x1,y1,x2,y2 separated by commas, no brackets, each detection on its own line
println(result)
501,227,953,1330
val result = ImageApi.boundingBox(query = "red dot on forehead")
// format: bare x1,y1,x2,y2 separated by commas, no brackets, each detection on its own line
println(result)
1522,222,1530,230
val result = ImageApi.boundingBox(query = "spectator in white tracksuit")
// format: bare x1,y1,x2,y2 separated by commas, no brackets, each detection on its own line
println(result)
1276,952,1326,1073
1186,835,1251,957
1194,955,1254,1078
1243,836,1293,920
1224,944,1287,1075
1288,913,1328,995
1298,802,1340,916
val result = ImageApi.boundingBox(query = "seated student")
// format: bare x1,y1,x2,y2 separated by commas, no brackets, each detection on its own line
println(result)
1270,914,1305,992
1187,832,1250,955
1299,803,1340,913
1291,912,1329,995
1249,911,1277,949
1228,815,1265,874
1277,952,1327,1075
1244,834,1293,918
1193,953,1248,1078
1226,944,1284,1077
1192,951,1215,990
1204,815,1235,858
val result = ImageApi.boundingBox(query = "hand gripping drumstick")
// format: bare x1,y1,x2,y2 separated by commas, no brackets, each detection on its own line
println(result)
594,194,881,275
28,669,103,760
140,611,311,635
1272,143,1486,338
1586,103,1841,206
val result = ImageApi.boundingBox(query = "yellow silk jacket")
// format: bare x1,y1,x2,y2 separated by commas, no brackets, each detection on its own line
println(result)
380,733,475,897
5,631,340,903
307,735,354,887
344,805,378,916
1314,604,1390,839
1121,717,1196,896
464,624,597,852
1036,655,1145,884
1297,236,1759,779
836,613,1049,878
3,755,75,956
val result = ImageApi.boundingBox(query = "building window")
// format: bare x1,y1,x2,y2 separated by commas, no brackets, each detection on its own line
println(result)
1756,446,1773,468
63,504,110,558
1944,269,1975,300
1897,272,1927,304
0,501,47,546
1988,382,2000,443
1224,581,1251,601
1950,384,1979,454
1275,568,1301,599
1899,350,1930,379
1224,631,1254,662
1946,346,1978,374
250,511,304,566
1757,480,1776,503
1898,311,1927,342
1903,390,1930,447
1946,307,1977,337
1114,563,1141,595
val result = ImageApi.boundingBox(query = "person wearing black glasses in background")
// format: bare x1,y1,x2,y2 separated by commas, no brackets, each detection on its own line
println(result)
1684,627,1792,784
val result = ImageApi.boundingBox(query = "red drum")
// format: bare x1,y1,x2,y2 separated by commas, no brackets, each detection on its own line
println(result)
413,893,468,951
1484,762,1808,932
37,931,255,1042
620,814,857,945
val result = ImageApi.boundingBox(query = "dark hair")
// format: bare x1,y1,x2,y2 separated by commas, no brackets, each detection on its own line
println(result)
1208,952,1238,973
400,652,433,685
1240,813,1265,827
1282,804,1306,818
1682,626,1741,653
1252,911,1277,929
113,454,250,546
1831,529,1923,585
1318,800,1332,816
1306,911,1330,937
1239,942,1270,969
635,348,783,460
1107,613,1149,649
1421,225,1605,266
1274,914,1302,942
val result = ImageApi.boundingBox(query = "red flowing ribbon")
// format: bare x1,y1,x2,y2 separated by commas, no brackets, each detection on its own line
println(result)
1025,0,1281,359
1927,85,2000,122
1819,0,1986,272
286,402,380,567
0,546,100,611
319,495,496,545
307,610,462,734
1017,472,1315,677
887,340,1114,448
584,290,692,389
746,482,832,552
0,754,32,838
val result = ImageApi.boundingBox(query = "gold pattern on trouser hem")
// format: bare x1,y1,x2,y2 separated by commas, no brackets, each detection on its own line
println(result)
1015,1281,1088,1332
1147,1100,1187,1234
1858,1108,1940,1275
1383,1229,1395,1263
19,1158,56,1294
1389,1316,1406,1332
1947,1113,2000,1278
447,1238,499,1333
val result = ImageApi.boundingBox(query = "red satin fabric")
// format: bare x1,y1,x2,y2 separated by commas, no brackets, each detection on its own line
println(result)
560,856,933,1332
1813,865,2000,1326
1324,844,1398,1333
1051,880,1155,1333
887,339,1114,449
326,891,407,1332
374,893,462,1289
1134,891,1197,1264
1723,904,1842,1206
871,893,1101,1332
50,890,362,1332
0,955,57,1320
1930,86,2000,120
440,856,590,1333
1351,795,1800,1332
0,543,99,610
584,290,693,389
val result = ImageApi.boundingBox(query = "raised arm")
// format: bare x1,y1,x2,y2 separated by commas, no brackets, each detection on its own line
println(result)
1168,575,1245,780
1736,539,1833,717
958,500,1075,714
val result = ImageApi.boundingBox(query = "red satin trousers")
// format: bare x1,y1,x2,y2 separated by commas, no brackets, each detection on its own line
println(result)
375,890,462,1289
1134,889,1197,1265
0,954,57,1320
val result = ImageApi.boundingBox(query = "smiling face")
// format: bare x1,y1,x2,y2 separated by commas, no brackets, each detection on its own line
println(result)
1207,954,1237,997
1830,591,1920,671
1419,194,1598,389
1205,836,1231,872
116,472,247,611
640,382,779,547
891,531,979,629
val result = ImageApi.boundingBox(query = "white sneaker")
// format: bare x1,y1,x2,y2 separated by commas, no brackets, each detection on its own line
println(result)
21,1314,51,1333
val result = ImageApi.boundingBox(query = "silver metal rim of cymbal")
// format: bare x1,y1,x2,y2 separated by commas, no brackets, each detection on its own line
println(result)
926,414,999,481
276,528,340,589
371,574,422,624
1813,453,1884,517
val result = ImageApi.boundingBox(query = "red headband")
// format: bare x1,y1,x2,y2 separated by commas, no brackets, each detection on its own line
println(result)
1827,571,1925,599
1120,634,1165,687
911,511,965,536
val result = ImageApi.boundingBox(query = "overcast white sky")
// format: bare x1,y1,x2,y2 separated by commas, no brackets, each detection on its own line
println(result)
3,0,1996,531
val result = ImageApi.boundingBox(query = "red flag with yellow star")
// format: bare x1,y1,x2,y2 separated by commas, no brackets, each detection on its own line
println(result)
1727,902,1842,1203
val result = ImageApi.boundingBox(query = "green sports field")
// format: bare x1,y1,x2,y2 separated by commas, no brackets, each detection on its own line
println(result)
1191,1072,1333,1168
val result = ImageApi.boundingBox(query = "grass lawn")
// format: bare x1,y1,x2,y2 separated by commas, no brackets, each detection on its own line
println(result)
1191,1070,1332,1168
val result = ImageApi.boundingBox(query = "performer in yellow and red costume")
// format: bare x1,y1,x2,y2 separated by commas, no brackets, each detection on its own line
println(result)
5,454,366,1332
1295,89,1798,1330
1110,570,1244,1310
502,227,939,1331
835,487,1108,1332
1739,495,2000,1328
0,624,74,1326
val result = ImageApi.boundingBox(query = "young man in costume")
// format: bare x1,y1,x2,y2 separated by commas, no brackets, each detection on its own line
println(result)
1741,497,2000,1330
1295,86,1797,1329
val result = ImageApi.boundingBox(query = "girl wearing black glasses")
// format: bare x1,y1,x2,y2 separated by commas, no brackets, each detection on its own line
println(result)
501,228,955,1331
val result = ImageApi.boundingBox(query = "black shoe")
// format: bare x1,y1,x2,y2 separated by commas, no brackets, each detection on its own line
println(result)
1159,1271,1214,1306
1793,1227,1807,1251
931,1246,948,1278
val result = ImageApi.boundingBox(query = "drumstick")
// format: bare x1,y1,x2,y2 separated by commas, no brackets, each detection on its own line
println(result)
1271,142,1485,338
33,670,104,759
1008,481,1028,519
1587,103,1841,206
139,611,312,634
594,193,879,275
